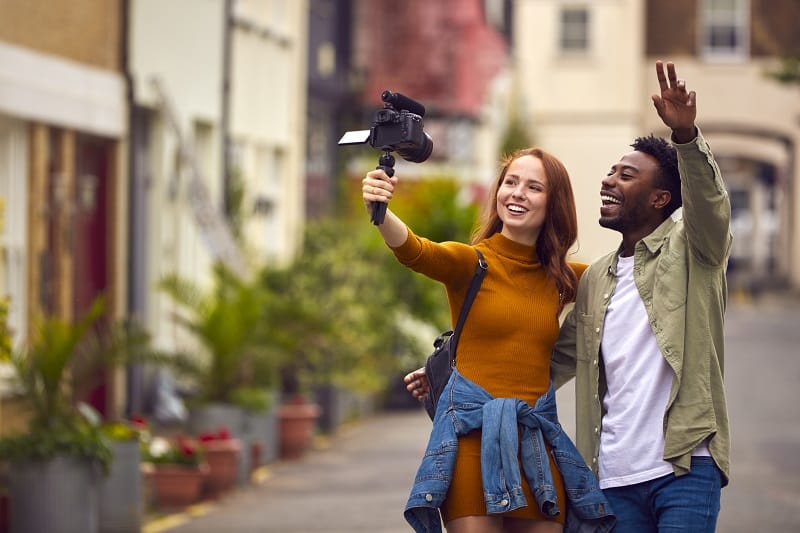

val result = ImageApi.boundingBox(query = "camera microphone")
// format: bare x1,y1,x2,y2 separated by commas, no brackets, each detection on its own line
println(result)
338,89,433,225
381,90,426,117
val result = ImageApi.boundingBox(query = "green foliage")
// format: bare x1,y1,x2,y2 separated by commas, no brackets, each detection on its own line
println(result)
0,297,11,360
225,166,247,243
499,115,533,157
257,219,419,395
0,421,112,471
0,298,113,471
158,264,279,406
768,55,800,85
229,387,273,413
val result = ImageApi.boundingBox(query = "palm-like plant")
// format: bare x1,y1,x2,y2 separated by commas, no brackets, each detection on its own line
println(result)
158,263,277,407
0,298,112,469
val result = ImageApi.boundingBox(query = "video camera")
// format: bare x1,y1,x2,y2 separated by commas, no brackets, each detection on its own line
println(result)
338,90,433,224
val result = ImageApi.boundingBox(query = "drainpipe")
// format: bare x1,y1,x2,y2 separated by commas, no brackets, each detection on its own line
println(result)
121,0,144,416
221,0,233,215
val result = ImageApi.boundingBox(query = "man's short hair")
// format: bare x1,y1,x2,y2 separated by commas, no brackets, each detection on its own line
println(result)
631,135,682,215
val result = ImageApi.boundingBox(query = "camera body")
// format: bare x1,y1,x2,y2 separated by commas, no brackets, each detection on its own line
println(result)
338,90,433,164
337,90,433,224
370,107,431,163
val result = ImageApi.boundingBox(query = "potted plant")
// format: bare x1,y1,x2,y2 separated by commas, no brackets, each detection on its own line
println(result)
257,220,421,451
196,427,240,498
158,263,280,481
0,298,112,533
141,433,208,509
97,416,148,533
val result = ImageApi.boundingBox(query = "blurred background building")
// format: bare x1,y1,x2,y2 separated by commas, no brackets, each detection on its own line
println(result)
0,0,798,427
514,0,800,294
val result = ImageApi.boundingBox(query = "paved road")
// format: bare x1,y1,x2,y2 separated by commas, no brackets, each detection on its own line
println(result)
152,297,800,533
150,410,432,533
716,296,800,532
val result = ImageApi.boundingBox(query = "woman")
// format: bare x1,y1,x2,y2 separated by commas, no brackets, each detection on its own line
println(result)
363,148,612,533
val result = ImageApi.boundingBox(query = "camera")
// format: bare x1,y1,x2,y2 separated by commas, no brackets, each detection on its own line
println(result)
338,90,433,162
338,90,434,224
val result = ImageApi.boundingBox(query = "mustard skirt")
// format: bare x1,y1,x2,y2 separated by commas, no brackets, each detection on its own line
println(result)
440,430,567,525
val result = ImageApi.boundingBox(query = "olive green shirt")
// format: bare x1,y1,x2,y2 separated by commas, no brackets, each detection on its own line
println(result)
551,129,732,485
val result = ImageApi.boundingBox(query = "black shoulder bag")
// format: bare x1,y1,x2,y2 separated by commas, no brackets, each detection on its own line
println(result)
423,249,487,420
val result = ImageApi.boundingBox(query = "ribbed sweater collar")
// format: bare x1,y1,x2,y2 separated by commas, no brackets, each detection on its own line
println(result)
484,233,540,266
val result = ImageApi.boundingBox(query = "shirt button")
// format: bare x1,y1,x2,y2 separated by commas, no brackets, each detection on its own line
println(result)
500,499,509,506
595,327,600,333
425,494,433,502
592,457,597,464
594,393,599,401
603,293,609,299
593,359,598,367
594,426,599,434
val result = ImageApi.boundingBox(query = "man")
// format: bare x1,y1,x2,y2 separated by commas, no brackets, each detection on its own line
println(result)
406,60,731,531
548,60,731,532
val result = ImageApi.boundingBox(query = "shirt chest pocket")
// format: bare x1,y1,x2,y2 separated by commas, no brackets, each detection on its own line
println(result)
653,251,688,311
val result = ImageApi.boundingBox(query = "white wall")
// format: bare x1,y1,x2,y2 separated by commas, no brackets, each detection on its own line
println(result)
129,0,227,350
230,0,309,265
514,0,646,263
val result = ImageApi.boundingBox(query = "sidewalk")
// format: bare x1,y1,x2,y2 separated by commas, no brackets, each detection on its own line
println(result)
144,408,433,533
142,294,800,532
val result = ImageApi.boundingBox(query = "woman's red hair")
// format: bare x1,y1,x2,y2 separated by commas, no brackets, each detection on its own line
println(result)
471,148,579,313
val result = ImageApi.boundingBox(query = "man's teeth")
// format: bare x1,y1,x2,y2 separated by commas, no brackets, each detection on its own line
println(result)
601,195,621,205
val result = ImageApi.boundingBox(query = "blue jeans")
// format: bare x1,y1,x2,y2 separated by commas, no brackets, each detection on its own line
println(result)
602,457,721,532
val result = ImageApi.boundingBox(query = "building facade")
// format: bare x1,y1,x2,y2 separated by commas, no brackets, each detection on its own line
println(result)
0,0,128,423
514,0,800,293
349,0,514,189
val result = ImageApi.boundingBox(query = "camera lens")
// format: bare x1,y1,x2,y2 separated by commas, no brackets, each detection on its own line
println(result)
396,132,433,163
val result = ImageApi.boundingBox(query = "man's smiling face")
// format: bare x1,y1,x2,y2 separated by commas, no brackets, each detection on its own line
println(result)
599,150,662,235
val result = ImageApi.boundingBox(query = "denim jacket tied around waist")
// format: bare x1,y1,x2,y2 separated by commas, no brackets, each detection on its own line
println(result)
404,369,615,533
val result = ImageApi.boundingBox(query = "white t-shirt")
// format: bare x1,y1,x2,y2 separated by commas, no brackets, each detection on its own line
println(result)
598,254,708,490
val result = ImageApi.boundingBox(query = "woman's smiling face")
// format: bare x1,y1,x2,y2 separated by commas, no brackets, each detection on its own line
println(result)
496,154,548,246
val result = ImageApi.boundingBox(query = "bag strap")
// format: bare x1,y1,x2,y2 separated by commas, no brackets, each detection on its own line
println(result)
449,249,488,367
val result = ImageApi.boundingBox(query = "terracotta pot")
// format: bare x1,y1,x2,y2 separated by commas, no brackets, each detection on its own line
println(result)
147,463,209,509
277,401,321,460
201,439,241,497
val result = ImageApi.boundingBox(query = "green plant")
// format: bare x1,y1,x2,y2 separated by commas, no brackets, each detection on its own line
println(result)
158,263,278,407
229,386,273,413
0,298,113,471
768,54,800,85
257,219,424,396
101,415,149,442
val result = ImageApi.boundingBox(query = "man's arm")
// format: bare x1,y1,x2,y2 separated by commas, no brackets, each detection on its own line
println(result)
551,308,578,389
652,60,732,266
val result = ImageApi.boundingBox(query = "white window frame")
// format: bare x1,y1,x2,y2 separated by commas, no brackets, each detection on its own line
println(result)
700,0,750,61
0,116,29,394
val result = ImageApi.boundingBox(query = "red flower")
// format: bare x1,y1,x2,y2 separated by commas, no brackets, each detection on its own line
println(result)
176,435,197,457
129,414,148,429
197,427,231,442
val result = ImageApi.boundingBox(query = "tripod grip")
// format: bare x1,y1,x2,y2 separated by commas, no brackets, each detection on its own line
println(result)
370,162,394,225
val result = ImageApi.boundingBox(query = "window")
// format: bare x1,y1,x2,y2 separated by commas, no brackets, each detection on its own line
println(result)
0,117,28,352
560,7,590,53
701,0,749,60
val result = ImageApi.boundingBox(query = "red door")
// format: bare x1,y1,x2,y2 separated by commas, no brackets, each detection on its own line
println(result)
73,134,110,416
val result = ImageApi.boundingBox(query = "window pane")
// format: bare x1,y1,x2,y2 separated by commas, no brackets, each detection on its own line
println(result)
560,8,589,51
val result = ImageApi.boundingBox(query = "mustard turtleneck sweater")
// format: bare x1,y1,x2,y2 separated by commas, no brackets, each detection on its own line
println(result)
392,229,586,405
391,228,587,522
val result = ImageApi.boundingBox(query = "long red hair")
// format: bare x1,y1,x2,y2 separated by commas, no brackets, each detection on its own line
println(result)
471,148,579,313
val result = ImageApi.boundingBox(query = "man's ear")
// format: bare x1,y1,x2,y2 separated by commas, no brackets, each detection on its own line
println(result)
652,189,671,210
